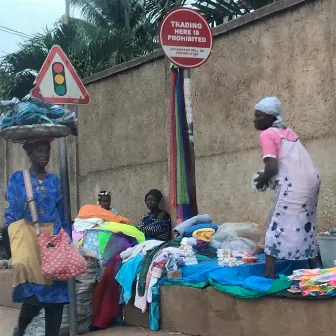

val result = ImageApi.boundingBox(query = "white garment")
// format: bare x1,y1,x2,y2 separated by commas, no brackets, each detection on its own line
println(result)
134,281,147,312
146,247,182,304
264,128,320,260
120,240,164,262
73,217,103,232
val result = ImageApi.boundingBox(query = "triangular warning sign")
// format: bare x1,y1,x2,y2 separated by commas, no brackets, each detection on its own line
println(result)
31,45,90,105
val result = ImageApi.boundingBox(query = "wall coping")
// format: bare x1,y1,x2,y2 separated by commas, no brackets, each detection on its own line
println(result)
83,0,314,85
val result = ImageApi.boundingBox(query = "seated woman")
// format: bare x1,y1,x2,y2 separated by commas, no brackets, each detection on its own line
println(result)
137,189,171,241
97,190,118,215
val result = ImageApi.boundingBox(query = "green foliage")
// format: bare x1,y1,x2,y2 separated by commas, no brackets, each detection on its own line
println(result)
0,0,274,99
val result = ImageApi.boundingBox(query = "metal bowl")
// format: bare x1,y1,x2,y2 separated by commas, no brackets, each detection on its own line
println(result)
0,124,71,143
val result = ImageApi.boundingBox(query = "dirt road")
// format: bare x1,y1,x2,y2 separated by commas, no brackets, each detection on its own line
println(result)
0,306,186,336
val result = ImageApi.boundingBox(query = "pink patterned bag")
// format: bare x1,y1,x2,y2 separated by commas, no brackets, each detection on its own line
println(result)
36,228,88,281
23,170,87,281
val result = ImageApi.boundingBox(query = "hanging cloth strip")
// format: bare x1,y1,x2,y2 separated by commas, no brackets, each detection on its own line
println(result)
169,64,198,224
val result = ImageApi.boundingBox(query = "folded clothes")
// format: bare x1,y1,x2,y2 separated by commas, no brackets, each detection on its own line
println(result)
173,214,213,237
184,223,218,238
181,237,197,247
288,267,336,297
192,228,216,242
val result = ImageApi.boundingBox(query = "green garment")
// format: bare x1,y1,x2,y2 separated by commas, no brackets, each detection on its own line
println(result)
163,275,291,299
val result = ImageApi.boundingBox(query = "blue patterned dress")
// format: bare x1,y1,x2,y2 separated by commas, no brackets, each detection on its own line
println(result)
5,171,70,303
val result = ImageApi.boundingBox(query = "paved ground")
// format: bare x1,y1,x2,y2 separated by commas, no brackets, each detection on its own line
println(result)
0,306,186,336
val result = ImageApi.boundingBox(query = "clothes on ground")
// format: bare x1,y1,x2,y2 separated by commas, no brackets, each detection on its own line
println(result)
260,128,320,260
77,205,129,224
5,171,70,304
288,267,336,296
183,223,218,238
137,211,171,241
173,214,213,237
120,240,164,262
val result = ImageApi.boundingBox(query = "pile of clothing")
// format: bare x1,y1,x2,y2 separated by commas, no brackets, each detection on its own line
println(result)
0,97,77,135
70,204,146,331
72,204,138,254
173,214,218,255
117,240,181,311
288,268,336,296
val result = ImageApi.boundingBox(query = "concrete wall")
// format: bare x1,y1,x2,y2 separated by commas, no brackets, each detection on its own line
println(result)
123,285,336,336
1,0,336,230
193,0,336,231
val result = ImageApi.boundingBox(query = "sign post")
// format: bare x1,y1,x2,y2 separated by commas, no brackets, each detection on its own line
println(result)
31,44,89,336
159,8,213,69
160,8,213,221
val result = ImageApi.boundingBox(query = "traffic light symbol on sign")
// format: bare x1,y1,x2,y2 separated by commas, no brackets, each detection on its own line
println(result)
52,62,67,96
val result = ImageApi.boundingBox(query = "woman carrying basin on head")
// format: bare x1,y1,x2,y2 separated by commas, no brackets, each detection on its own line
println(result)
253,97,320,279
5,139,71,336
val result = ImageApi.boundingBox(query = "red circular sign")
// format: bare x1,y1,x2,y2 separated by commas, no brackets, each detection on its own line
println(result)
159,8,213,69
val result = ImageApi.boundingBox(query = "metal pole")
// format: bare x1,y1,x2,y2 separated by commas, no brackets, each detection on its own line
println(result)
58,136,78,336
61,2,78,335
65,0,70,24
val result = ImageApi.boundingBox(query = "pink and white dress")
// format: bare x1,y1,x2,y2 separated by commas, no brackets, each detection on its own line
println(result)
259,128,320,260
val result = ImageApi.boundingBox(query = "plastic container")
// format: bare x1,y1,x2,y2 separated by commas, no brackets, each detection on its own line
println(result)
317,234,336,268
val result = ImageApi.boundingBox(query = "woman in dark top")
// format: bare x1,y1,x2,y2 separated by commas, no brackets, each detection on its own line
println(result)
137,189,171,241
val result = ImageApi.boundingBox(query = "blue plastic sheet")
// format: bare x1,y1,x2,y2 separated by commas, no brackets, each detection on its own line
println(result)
163,255,308,287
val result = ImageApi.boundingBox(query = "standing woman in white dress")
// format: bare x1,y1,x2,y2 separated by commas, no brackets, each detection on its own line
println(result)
253,97,320,278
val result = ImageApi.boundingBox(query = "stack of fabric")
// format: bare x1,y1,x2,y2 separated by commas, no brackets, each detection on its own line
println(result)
173,215,218,258
72,204,137,256
288,267,336,296
70,205,145,331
